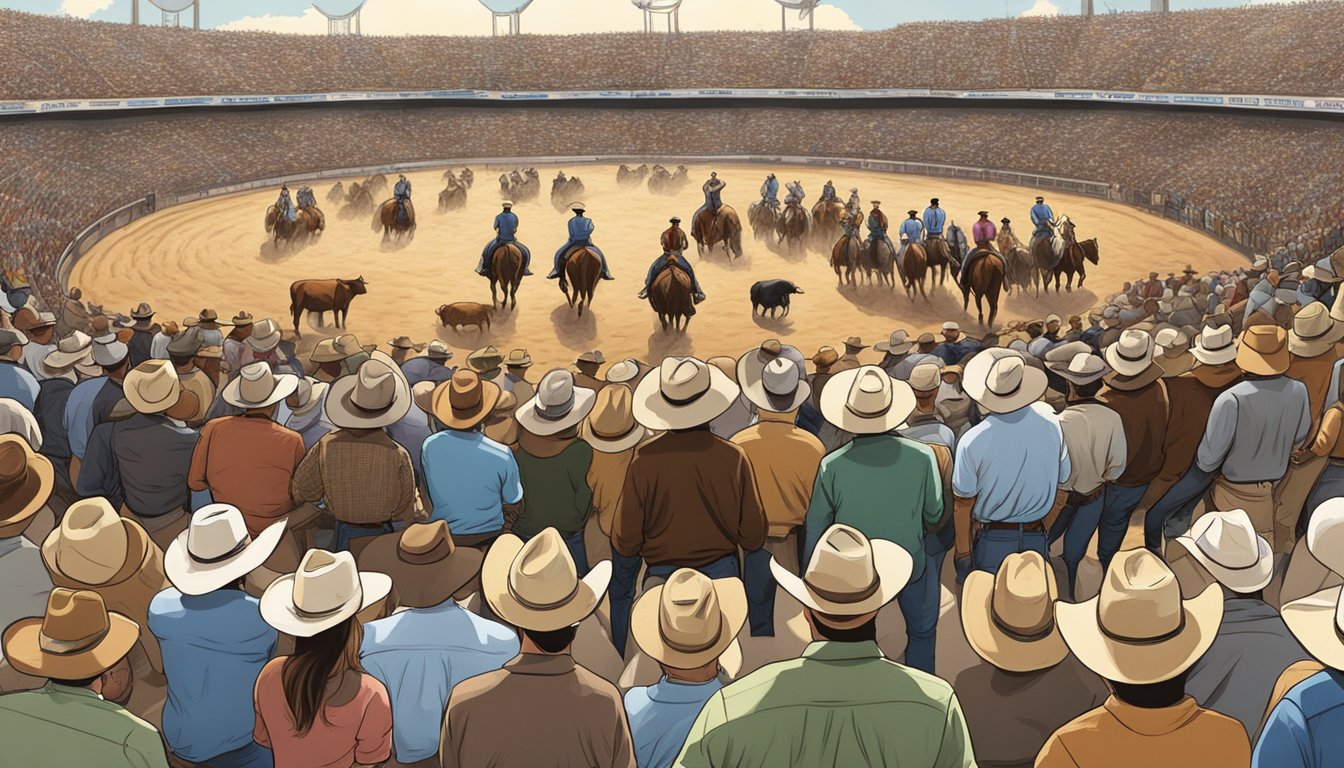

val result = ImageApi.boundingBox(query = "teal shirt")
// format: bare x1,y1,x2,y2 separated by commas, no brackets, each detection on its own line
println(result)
0,682,169,768
674,641,975,768
803,434,943,575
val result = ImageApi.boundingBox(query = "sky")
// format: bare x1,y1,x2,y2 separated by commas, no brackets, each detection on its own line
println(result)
1,0,1309,33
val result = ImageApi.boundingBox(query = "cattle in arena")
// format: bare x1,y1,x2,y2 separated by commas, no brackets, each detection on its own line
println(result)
437,301,494,331
617,164,650,187
288,276,368,337
750,279,804,317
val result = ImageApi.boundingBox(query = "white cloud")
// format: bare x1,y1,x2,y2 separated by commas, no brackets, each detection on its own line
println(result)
61,0,114,18
1020,0,1058,16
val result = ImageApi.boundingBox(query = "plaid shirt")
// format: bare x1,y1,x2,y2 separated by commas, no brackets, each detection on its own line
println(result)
291,428,420,524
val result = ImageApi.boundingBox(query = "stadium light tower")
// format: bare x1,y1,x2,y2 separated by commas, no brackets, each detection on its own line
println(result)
773,0,818,32
480,0,535,36
314,2,366,35
146,0,200,29
633,0,685,34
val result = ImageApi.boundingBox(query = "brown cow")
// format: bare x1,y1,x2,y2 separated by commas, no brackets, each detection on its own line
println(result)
289,276,367,338
437,302,493,332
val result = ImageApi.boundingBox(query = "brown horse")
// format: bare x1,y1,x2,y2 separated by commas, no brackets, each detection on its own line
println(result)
962,251,1006,327
649,263,694,332
265,206,319,246
1052,236,1099,292
831,232,862,287
438,184,467,212
810,200,846,247
375,198,416,242
692,205,743,259
486,242,524,310
864,238,897,288
925,236,952,285
776,203,809,250
747,200,780,241
560,246,602,317
902,242,929,300
1003,244,1033,296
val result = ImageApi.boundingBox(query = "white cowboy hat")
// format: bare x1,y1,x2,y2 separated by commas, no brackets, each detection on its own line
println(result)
631,569,747,673
42,331,94,373
604,358,641,384
91,336,128,368
1191,324,1238,365
1048,351,1109,386
244,318,282,352
963,349,1047,414
772,524,912,626
259,549,392,637
515,369,596,437
1056,548,1223,685
961,551,1069,673
481,528,612,632
632,357,739,431
165,505,287,596
324,354,412,430
1289,302,1344,358
1103,329,1156,378
906,362,941,393
737,340,810,413
874,330,913,355
820,365,915,434
580,384,646,454
1282,504,1344,668
1171,509,1273,594
222,362,300,410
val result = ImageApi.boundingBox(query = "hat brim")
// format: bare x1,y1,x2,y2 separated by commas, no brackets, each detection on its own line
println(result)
819,367,916,434
164,517,288,596
1046,361,1108,387
873,342,914,355
324,371,413,430
962,353,1050,415
43,348,93,370
1236,343,1290,376
244,333,281,352
356,534,484,609
514,387,597,437
260,570,392,637
1054,583,1223,685
631,366,738,432
481,534,611,632
960,570,1069,673
2,611,140,680
1171,532,1273,594
771,539,912,617
433,379,501,430
0,452,52,539
580,420,646,454
1103,344,1155,378
222,373,300,410
1191,344,1238,366
43,516,151,587
1288,321,1344,358
736,354,811,414
1103,364,1164,392
630,577,748,669
1282,587,1344,670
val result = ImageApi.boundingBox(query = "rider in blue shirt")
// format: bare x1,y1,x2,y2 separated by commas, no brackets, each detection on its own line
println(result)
922,198,946,240
821,180,837,203
476,201,533,277
1030,195,1055,240
899,210,925,247
275,185,296,222
547,203,614,281
392,174,412,225
760,174,780,207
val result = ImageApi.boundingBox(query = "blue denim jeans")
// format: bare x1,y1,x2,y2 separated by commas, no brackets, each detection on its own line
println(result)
1143,465,1216,551
742,548,777,637
1060,492,1105,600
194,740,274,768
896,528,948,674
563,529,589,577
332,521,393,553
1095,482,1151,575
609,553,740,657
973,526,1048,575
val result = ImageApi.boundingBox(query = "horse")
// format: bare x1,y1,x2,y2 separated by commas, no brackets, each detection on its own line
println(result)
617,164,650,188
551,177,586,212
1003,244,1034,295
830,232,862,287
485,242,524,311
1051,228,1098,292
1030,215,1070,293
776,202,809,251
648,261,694,332
901,242,929,299
962,251,1006,328
747,200,781,241
692,204,743,259
298,205,325,237
264,205,317,246
947,223,969,272
326,182,345,206
648,165,689,195
438,183,467,212
341,182,375,219
560,246,602,317
925,235,953,286
864,238,898,289
374,198,416,242
365,174,389,199
810,199,846,247
459,168,474,188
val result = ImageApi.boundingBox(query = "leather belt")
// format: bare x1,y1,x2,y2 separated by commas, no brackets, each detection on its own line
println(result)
979,520,1046,532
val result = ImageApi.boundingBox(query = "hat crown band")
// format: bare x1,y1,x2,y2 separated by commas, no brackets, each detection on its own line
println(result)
991,557,1054,637
804,528,880,606
351,365,397,412
1097,553,1185,643
1195,517,1260,570
844,370,892,418
187,508,253,562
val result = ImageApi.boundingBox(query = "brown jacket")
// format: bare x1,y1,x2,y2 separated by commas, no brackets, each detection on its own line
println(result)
290,428,420,525
1036,695,1250,768
1287,343,1344,435
731,410,825,537
660,225,689,254
588,448,636,536
1098,373,1169,487
1145,363,1242,503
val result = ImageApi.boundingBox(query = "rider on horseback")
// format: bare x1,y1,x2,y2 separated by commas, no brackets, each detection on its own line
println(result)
785,180,805,206
703,172,726,213
393,174,412,226
898,209,924,250
847,187,861,214
921,198,945,244
547,203,614,282
476,201,533,278
867,202,899,278
275,185,297,222
958,211,1000,289
821,180,837,203
1030,196,1055,242
760,173,780,208
295,186,315,210
638,216,705,305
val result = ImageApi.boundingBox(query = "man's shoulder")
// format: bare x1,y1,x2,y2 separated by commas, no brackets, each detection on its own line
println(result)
1285,670,1344,718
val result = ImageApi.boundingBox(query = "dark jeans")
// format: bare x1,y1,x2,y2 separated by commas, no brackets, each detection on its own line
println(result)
973,525,1048,575
609,552,740,657
1095,482,1151,575
1057,492,1105,600
563,529,589,577
333,521,393,553
176,740,274,768
742,548,776,637
897,528,950,674
1142,465,1216,552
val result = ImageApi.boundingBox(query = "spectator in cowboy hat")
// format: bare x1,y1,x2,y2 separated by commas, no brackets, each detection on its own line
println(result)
899,362,956,448
503,348,536,403
581,384,647,563
194,308,225,344
399,339,455,387
148,320,177,362
832,336,867,373
56,286,90,338
1039,549,1248,767
238,318,288,374
148,504,285,767
385,335,424,366
934,321,980,365
1154,327,1198,377
14,308,57,381
0,434,55,693
33,331,95,505
125,302,159,367
625,569,747,768
283,375,334,449
442,528,632,767
874,329,914,376
706,356,758,440
65,331,130,476
604,357,642,386
955,551,1108,766
308,333,374,384
0,588,164,767
482,390,520,447
572,350,606,392
467,345,507,390
795,345,839,439
0,328,37,412
677,525,973,766
165,327,214,427
221,311,253,378
254,549,393,768
357,521,518,766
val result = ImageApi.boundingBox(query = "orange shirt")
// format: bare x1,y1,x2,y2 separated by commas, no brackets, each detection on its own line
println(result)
188,414,306,536
1036,695,1250,768
253,658,392,768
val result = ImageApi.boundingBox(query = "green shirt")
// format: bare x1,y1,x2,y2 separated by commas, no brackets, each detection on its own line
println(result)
674,641,975,768
803,434,943,574
511,438,594,538
0,682,169,768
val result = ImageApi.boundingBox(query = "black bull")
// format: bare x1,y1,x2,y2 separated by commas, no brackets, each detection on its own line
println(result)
751,279,804,317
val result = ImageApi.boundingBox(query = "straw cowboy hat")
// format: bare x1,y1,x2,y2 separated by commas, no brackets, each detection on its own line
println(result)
42,331,95,376
482,528,613,632
515,369,596,436
467,346,504,373
164,505,287,596
820,365,914,434
961,551,1069,673
581,384,646,454
772,525,912,628
42,497,152,587
1171,509,1273,594
1237,325,1290,376
386,336,425,352
325,354,412,430
1282,509,1344,669
1104,329,1156,378
123,360,193,418
737,340,811,413
0,435,53,539
811,346,840,369
907,363,942,393
631,569,747,673
244,319,282,352
874,330,913,355
1056,548,1222,685
2,588,139,681
431,369,500,430
357,521,483,609
632,357,739,431
230,311,254,327
504,349,533,369
1191,324,1238,366
259,549,392,637
605,358,641,384
223,362,299,410
963,349,1048,415
483,391,520,446
1289,302,1344,357
310,334,375,364
425,340,453,360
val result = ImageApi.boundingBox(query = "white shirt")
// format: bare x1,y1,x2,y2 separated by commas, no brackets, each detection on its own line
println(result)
1056,401,1127,494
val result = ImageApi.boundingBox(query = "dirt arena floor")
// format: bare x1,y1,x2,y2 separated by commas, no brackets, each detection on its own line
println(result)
73,162,1248,370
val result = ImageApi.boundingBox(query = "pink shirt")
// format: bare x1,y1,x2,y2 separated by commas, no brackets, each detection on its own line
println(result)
972,219,996,244
253,658,392,768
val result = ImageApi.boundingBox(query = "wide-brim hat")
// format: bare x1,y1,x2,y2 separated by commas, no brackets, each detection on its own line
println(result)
467,345,504,373
819,365,915,434
357,521,483,609
1237,325,1291,376
222,363,300,410
1103,330,1156,378
129,302,154,320
516,370,596,436
1282,587,1344,670
1047,351,1109,386
504,349,533,369
1191,324,1238,365
260,549,392,637
0,434,53,539
165,506,287,596
43,331,94,371
42,497,151,587
3,589,139,680
1289,302,1344,357
386,336,425,352
325,352,412,430
737,341,810,413
482,530,612,632
605,358,641,384
631,570,747,671
581,384,646,454
432,370,500,430
632,357,739,431
963,349,1048,414
874,330,913,355
773,525,912,623
244,319,282,352
1171,509,1273,594
961,551,1069,673
123,360,184,416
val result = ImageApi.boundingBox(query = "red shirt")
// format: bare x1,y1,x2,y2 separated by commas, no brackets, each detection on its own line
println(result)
188,414,306,536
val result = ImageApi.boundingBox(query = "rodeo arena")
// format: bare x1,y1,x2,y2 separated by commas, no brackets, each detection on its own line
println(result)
9,2,1344,767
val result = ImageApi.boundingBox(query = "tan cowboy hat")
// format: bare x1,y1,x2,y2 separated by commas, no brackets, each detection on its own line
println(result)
42,331,94,374
1191,324,1238,366
907,362,941,393
820,366,915,434
1289,302,1344,357
165,505,287,596
631,569,747,672
222,362,299,410
581,384,646,454
425,340,453,360
129,302,154,321
772,525,912,627
123,360,186,416
467,345,504,373
737,340,810,413
1171,509,1273,594
0,434,53,539
504,349,533,369
13,309,55,332
386,336,425,352
874,330,913,355
325,354,412,430
230,311,254,326
632,357,739,431
2,589,139,680
1056,548,1222,685
481,528,612,632
244,319,282,352
961,551,1068,673
605,358,641,384
1104,329,1156,378
1282,508,1344,668
357,521,483,609
310,334,375,364
431,369,500,430
259,549,392,637
963,349,1048,414
42,497,152,587
1238,325,1290,376
483,391,519,446
811,346,840,368
515,369,596,436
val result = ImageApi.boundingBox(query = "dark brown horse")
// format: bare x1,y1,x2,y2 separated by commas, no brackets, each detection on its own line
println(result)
831,232,861,287
747,200,780,241
265,206,320,246
561,246,602,317
925,236,952,285
1050,228,1097,292
962,251,1006,327
776,202,809,250
692,205,743,259
374,199,415,242
649,262,694,332
486,242,524,310
902,242,929,300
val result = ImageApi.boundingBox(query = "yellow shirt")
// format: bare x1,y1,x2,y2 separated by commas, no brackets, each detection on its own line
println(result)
1036,695,1250,768
731,410,825,537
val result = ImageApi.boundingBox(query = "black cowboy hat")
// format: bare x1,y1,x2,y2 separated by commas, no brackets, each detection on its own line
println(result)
669,216,681,224
1001,217,1011,224
1035,196,1045,202
930,198,939,205
978,211,989,217
907,210,918,216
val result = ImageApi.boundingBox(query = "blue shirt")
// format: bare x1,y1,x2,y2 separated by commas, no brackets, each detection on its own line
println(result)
0,360,38,412
63,375,110,459
625,676,724,768
394,179,411,198
1254,669,1344,767
360,600,518,763
922,206,945,234
899,218,923,243
421,429,523,535
387,406,432,485
1031,203,1054,229
400,358,455,387
494,210,519,241
932,339,980,366
568,215,595,242
763,177,779,199
953,402,1070,523
147,588,277,763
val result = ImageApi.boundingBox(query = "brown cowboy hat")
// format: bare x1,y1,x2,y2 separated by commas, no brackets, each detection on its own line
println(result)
0,435,53,539
42,497,152,587
432,370,500,430
3,588,139,680
357,521,483,609
1238,325,1291,376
